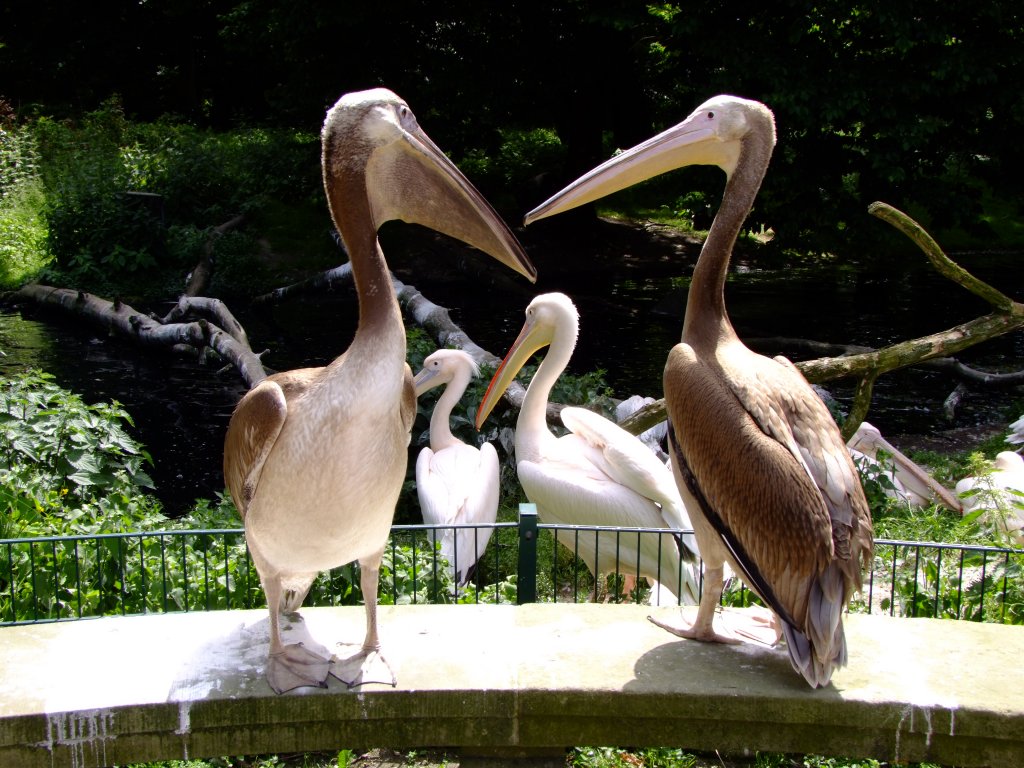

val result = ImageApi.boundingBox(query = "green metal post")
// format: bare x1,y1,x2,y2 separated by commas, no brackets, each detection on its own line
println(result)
517,503,538,604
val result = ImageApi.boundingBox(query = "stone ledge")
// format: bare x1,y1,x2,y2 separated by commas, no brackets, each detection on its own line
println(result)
0,604,1021,767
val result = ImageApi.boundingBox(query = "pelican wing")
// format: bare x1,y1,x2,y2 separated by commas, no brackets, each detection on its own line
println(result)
453,442,499,583
400,362,416,438
464,442,501,528
417,442,497,526
560,407,687,517
416,442,499,584
223,378,289,519
519,451,697,601
665,344,837,625
765,356,873,578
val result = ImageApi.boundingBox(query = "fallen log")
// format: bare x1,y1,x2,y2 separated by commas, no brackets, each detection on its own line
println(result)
12,284,267,389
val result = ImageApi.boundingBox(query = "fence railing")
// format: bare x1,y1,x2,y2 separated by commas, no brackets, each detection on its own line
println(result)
2,505,1021,626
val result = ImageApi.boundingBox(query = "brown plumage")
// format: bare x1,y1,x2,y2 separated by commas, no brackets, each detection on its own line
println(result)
223,88,535,694
524,95,872,687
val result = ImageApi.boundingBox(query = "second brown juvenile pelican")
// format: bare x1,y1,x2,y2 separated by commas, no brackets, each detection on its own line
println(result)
524,96,873,687
223,88,535,694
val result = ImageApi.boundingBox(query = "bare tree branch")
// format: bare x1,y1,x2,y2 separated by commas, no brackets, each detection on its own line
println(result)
183,214,246,297
253,263,354,305
621,203,1024,441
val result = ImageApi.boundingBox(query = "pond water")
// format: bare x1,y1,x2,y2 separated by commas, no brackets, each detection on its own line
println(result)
2,221,1022,517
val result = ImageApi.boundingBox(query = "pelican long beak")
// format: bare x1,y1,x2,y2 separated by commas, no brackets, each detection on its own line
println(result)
413,367,442,397
524,109,733,226
475,316,549,429
369,124,537,282
850,424,962,512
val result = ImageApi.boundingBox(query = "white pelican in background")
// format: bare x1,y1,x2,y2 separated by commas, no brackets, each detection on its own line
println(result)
1006,415,1024,449
414,349,499,588
848,421,961,511
476,292,700,605
955,451,1024,544
524,96,873,687
223,88,535,694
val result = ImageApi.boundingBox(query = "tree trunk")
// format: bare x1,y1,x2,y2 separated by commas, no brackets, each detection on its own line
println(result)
12,284,267,389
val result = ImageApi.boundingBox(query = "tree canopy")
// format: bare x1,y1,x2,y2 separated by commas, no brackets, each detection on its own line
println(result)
2,1,1022,254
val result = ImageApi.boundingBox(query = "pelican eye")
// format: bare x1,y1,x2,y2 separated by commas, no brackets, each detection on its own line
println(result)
397,104,417,130
707,111,715,120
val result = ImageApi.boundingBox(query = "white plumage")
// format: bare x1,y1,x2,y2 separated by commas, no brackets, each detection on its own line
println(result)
476,292,700,604
955,451,1024,544
414,349,499,588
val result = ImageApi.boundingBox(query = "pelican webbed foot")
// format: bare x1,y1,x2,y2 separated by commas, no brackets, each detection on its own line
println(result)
648,611,742,645
331,644,397,688
267,642,332,694
724,605,781,646
648,605,779,647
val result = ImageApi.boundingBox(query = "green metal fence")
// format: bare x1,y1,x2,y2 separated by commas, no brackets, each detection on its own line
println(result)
1,504,1021,626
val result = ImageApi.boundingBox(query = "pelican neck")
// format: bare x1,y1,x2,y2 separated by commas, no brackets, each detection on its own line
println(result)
682,132,771,348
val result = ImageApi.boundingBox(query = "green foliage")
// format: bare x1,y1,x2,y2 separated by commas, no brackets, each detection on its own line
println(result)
571,746,697,768
852,452,907,518
378,536,458,606
0,122,50,288
23,100,321,298
458,126,565,210
0,369,158,535
954,451,1024,545
865,481,1022,623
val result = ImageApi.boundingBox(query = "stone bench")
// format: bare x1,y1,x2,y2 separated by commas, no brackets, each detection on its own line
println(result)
0,604,1021,767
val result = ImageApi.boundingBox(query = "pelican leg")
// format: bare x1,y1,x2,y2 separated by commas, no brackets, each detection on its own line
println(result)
331,549,397,688
281,574,315,615
648,564,742,645
262,574,331,694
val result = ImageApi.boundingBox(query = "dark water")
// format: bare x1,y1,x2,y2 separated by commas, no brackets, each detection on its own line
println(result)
2,229,1022,516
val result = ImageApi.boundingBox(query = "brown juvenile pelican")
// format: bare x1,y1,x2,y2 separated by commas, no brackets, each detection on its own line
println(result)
476,292,701,605
414,349,499,588
224,88,535,694
523,96,873,687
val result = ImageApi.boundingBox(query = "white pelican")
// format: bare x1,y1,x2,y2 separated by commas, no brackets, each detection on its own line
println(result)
1006,415,1024,448
847,421,961,511
414,349,499,588
475,292,700,605
223,88,535,694
955,451,1024,544
524,96,873,687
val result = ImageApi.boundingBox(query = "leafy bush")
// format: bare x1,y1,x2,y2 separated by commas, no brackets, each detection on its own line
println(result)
24,100,321,297
0,369,158,533
0,123,50,288
457,126,564,211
